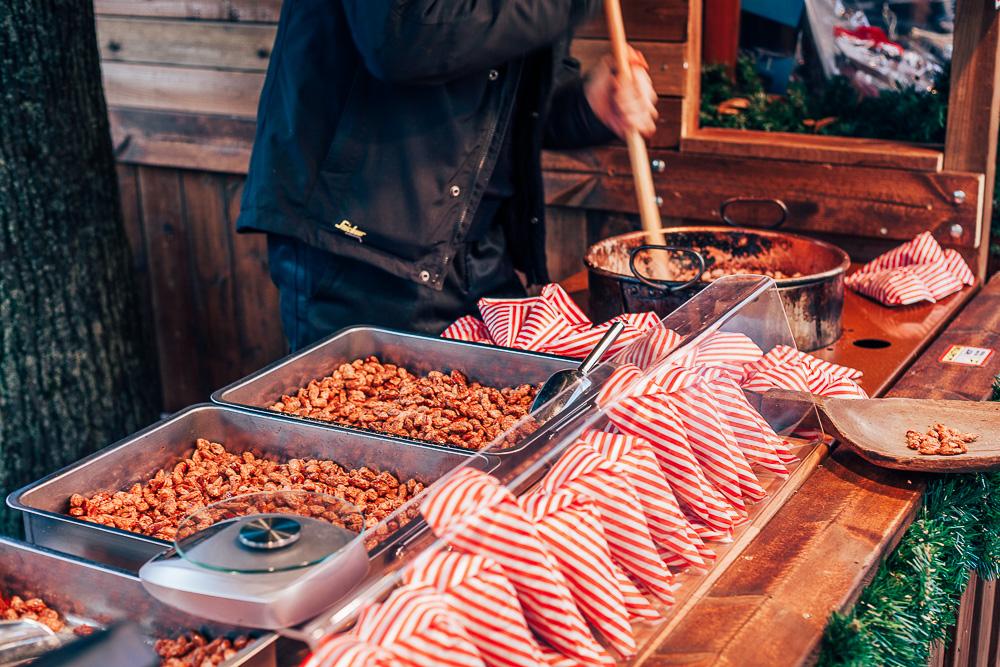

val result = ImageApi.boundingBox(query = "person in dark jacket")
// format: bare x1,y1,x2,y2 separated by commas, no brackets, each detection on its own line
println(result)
237,1,658,350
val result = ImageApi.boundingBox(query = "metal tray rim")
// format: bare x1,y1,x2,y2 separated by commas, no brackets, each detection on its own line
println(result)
210,324,576,404
209,325,580,456
7,403,495,558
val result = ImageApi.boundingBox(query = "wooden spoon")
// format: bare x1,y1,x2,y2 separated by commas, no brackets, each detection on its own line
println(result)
755,389,1000,472
604,0,672,278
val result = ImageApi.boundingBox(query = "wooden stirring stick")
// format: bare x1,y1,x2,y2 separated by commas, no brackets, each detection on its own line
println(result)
604,0,670,271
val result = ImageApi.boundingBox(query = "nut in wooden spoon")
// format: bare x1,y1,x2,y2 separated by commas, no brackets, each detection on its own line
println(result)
751,389,1000,473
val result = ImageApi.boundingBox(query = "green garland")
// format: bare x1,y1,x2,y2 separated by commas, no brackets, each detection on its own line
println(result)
817,377,1000,666
700,56,949,143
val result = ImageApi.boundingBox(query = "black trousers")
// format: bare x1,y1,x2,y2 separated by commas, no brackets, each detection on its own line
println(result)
267,224,526,351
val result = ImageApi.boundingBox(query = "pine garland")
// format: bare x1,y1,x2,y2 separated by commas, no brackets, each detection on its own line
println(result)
817,379,1000,666
700,56,949,143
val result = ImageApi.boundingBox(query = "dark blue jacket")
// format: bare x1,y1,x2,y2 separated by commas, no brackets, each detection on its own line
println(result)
238,0,614,289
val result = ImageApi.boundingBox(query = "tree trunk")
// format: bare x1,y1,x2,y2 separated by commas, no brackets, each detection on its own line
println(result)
0,0,160,535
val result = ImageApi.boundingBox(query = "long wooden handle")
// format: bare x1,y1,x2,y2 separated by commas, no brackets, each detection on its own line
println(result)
604,0,665,247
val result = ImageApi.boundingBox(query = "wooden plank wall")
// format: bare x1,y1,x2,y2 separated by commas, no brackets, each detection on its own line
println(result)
117,164,285,410
97,0,283,410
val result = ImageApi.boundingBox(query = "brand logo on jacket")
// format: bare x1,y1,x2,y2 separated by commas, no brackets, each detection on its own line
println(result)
335,219,366,240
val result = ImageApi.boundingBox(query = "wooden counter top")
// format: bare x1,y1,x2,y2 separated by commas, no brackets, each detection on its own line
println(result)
558,271,1000,666
648,274,1000,666
558,270,976,398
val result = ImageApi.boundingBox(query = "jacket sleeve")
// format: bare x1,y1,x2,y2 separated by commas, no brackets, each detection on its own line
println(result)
341,0,599,84
543,57,617,149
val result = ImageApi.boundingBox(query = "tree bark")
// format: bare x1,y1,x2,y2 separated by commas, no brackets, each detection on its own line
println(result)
0,0,161,534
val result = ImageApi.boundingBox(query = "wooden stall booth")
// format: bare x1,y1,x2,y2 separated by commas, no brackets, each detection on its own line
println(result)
96,0,998,409
91,0,1000,664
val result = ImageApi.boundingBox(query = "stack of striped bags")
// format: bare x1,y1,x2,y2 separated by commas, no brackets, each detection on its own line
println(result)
845,231,975,306
442,284,661,359
303,289,868,666
443,283,867,400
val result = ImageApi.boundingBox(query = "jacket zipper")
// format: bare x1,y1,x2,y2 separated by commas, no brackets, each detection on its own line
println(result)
448,64,525,275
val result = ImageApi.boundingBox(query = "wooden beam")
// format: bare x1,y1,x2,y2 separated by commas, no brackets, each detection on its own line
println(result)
109,107,255,174
179,171,246,393
943,1,1000,278
94,0,281,22
542,147,983,246
650,97,683,149
105,101,672,174
969,576,996,667
136,167,205,410
97,17,276,71
102,62,263,117
683,128,944,173
571,39,686,97
575,0,687,42
222,177,288,372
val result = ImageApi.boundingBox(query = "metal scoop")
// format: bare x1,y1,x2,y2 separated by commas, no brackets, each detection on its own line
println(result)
0,618,62,664
530,321,626,416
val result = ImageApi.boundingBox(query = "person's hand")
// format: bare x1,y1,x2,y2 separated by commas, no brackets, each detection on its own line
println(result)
584,45,658,140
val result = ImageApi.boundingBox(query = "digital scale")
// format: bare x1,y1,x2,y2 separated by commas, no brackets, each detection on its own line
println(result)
139,491,370,630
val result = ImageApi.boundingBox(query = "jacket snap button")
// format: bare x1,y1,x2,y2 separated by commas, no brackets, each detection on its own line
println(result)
529,216,540,225
419,270,431,282
488,69,499,81
449,185,461,197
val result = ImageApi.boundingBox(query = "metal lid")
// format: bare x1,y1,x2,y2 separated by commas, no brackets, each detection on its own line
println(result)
174,491,364,574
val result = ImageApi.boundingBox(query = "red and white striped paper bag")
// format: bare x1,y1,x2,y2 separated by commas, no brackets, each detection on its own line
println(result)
653,361,794,473
684,331,765,375
442,283,662,361
579,429,711,569
597,364,646,406
845,231,975,305
605,391,739,538
742,345,867,399
421,468,613,666
441,316,492,344
612,562,662,622
304,585,485,667
615,326,684,372
519,487,639,658
659,370,768,510
478,296,538,348
403,551,552,667
707,373,794,472
617,364,764,507
543,312,661,360
302,636,394,667
542,443,677,605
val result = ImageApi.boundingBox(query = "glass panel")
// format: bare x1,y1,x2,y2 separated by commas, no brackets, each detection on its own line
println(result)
296,277,828,653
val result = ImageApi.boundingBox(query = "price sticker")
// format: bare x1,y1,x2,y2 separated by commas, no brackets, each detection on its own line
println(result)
938,345,995,367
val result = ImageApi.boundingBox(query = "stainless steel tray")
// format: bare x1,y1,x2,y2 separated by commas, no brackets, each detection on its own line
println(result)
8,405,495,573
0,537,276,666
211,326,577,452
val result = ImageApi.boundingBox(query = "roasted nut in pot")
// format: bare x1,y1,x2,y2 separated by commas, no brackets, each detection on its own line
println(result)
68,439,424,549
155,632,251,667
269,356,538,450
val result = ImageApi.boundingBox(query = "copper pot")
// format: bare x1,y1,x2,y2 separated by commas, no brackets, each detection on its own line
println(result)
584,222,851,351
